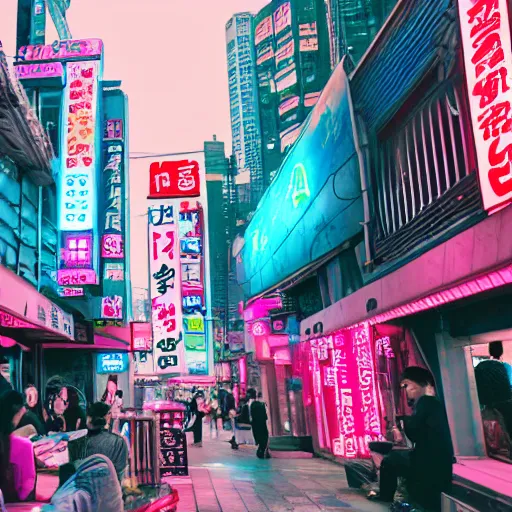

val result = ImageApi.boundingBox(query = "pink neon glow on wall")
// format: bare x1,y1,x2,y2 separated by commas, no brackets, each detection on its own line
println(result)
309,323,382,459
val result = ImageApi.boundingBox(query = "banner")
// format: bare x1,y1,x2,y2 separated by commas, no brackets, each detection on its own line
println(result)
148,203,185,374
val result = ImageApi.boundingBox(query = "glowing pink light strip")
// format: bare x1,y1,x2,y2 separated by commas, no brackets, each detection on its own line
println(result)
370,264,512,326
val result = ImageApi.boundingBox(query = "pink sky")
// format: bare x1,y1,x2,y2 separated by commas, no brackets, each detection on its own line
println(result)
1,0,268,291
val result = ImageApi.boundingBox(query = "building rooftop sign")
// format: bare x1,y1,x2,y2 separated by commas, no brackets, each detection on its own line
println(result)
17,38,103,62
458,0,512,212
15,62,64,80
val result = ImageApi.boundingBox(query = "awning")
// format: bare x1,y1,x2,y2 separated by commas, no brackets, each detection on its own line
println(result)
42,335,130,351
167,376,217,387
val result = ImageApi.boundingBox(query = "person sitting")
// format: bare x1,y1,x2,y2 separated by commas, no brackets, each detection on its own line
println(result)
64,387,87,433
373,367,453,511
16,384,45,436
68,402,128,481
0,390,36,502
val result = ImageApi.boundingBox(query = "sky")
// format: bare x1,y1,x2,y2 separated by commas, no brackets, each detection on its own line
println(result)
0,0,269,291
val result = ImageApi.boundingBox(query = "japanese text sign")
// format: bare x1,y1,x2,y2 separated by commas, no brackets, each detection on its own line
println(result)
102,234,124,258
57,268,98,286
101,296,123,320
458,0,512,211
59,61,98,231
103,148,123,234
16,62,64,80
149,160,201,199
148,203,185,373
17,39,103,62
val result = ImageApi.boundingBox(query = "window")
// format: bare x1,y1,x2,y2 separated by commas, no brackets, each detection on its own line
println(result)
470,340,512,464
39,90,62,157
62,233,92,268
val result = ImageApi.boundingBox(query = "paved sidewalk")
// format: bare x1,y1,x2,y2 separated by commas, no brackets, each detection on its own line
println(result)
169,430,388,512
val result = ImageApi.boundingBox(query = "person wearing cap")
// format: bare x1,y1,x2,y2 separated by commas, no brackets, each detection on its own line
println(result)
68,402,128,481
374,366,453,510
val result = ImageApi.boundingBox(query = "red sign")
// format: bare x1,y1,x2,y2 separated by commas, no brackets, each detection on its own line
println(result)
57,268,98,286
458,0,512,212
149,160,201,198
131,322,152,352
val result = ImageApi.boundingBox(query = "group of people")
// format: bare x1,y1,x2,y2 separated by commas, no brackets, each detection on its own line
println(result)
0,366,128,504
184,385,270,459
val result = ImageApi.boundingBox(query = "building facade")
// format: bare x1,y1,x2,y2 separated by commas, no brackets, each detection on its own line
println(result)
237,0,512,507
226,13,265,208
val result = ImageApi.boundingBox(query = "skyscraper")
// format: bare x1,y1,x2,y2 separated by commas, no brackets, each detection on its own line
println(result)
325,0,399,67
226,13,264,207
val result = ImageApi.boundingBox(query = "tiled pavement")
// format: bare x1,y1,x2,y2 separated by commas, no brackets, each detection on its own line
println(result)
168,429,388,512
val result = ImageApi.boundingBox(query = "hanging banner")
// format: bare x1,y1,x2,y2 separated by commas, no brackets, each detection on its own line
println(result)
458,0,512,212
148,203,185,374
148,160,201,199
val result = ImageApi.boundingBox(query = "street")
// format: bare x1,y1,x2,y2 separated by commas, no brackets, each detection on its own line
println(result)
171,430,388,512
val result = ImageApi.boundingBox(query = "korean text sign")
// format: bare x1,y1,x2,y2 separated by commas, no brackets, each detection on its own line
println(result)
149,160,201,198
148,203,185,374
59,61,99,231
458,0,512,211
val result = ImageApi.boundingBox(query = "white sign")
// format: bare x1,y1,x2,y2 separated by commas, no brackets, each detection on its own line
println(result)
458,0,512,212
148,203,185,374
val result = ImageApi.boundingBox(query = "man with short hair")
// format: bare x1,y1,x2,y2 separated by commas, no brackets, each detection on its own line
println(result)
375,366,453,511
489,341,512,386
247,388,269,459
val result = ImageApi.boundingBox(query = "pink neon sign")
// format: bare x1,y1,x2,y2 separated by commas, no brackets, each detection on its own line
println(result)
17,39,103,62
101,234,124,259
57,268,98,286
101,296,123,320
15,62,64,80
251,320,271,337
309,323,381,459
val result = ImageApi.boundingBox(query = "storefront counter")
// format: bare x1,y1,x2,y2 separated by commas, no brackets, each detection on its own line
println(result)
442,458,512,511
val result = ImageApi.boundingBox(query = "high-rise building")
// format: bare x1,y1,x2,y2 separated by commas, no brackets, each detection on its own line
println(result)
325,0,398,67
254,0,331,184
226,13,264,207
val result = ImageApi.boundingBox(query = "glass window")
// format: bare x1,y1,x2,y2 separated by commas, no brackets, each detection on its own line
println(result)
39,90,62,157
470,341,512,464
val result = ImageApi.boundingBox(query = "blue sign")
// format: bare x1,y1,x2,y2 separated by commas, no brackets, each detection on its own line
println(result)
97,353,128,374
237,61,364,297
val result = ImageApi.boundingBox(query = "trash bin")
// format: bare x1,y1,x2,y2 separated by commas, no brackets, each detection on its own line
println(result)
143,401,188,478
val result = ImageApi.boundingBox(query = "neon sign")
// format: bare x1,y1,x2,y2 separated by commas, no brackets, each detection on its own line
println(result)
59,61,99,231
17,38,103,62
251,321,270,337
149,160,201,199
15,62,64,80
57,287,84,297
101,296,123,320
57,268,98,286
458,0,512,212
101,234,124,258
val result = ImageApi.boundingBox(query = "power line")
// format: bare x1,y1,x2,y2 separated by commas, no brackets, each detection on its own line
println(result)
129,150,204,160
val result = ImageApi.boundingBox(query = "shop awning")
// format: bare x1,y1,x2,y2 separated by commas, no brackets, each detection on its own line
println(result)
167,376,217,387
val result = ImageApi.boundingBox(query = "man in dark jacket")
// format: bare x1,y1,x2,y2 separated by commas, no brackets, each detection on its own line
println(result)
247,388,269,459
377,366,453,510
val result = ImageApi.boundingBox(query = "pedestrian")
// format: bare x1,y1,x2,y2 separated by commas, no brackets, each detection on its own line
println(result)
234,397,253,446
0,390,36,502
371,366,453,511
184,391,206,447
208,392,221,439
68,401,128,482
64,387,86,432
110,390,123,434
101,375,118,406
489,341,512,386
221,385,238,449
247,388,269,459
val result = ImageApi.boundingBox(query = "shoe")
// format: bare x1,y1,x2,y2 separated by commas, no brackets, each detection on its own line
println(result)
192,442,202,447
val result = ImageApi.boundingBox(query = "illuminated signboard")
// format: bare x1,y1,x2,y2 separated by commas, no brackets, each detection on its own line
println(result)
238,60,363,297
57,268,98,286
101,295,123,320
103,148,123,234
59,60,99,231
309,324,381,459
101,234,124,258
148,203,185,374
131,322,152,352
15,62,64,80
458,0,512,212
97,353,128,374
57,287,84,297
149,160,201,199
17,38,103,62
